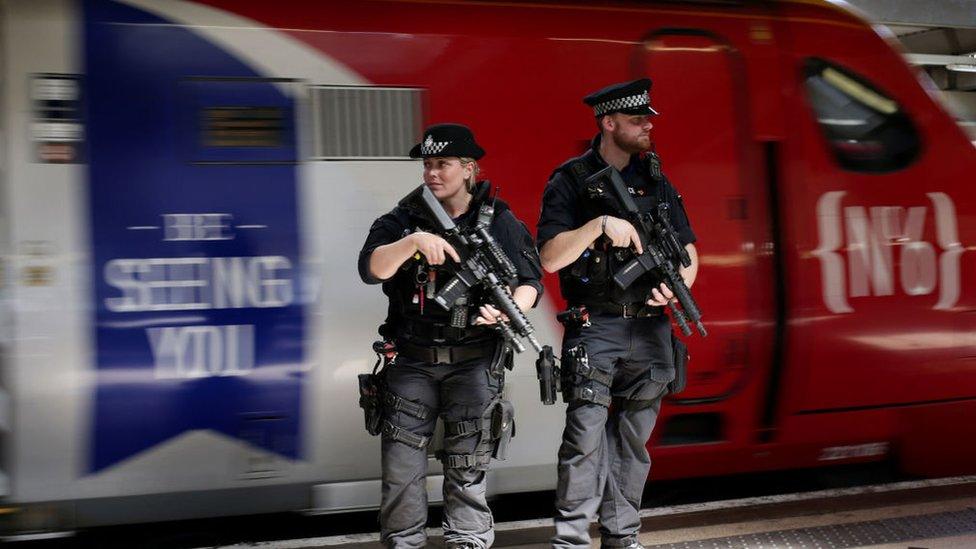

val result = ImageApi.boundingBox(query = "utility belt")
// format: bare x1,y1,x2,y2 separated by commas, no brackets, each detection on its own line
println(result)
573,301,665,319
396,338,498,365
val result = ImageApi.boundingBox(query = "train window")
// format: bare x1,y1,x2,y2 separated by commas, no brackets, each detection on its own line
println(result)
180,78,297,164
311,86,424,159
203,107,285,148
803,58,920,173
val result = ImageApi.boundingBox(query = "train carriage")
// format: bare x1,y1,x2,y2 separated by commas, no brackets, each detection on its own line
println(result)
1,0,975,534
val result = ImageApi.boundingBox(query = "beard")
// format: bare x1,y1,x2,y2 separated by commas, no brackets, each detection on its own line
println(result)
610,129,650,154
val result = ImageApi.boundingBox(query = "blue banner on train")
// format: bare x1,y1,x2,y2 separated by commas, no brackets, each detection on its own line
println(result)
84,0,304,472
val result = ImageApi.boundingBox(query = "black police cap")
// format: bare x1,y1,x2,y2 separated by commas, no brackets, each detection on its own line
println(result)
583,78,659,117
409,123,485,160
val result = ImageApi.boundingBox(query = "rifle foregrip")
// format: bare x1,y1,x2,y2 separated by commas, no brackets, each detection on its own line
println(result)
669,274,707,337
669,300,692,336
497,321,525,353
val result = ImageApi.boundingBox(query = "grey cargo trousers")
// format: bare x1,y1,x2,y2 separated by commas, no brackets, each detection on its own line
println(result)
552,313,674,549
380,350,504,549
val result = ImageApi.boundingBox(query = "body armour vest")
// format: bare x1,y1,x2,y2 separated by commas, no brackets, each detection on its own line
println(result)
553,149,673,306
382,184,512,342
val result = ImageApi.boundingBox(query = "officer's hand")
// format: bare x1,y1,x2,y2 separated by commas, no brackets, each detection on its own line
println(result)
410,231,460,265
602,216,644,255
474,304,508,325
646,282,674,307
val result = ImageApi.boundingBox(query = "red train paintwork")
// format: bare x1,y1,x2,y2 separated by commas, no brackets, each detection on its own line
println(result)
200,0,976,479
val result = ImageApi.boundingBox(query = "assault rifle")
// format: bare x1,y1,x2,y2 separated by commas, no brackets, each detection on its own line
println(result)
585,166,707,337
399,184,545,353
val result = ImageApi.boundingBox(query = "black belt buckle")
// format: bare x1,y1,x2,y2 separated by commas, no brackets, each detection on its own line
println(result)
622,303,638,318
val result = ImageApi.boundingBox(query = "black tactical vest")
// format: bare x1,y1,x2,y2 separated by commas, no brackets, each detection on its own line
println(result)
552,149,672,306
381,184,511,343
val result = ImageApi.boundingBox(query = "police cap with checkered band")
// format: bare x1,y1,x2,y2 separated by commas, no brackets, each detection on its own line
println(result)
409,123,485,160
583,78,659,117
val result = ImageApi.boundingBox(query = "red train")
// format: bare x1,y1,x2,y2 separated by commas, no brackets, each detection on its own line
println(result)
2,0,973,533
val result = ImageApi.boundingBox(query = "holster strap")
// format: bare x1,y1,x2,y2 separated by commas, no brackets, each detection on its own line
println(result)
381,420,430,449
440,452,492,469
444,419,482,438
382,391,431,420
574,361,612,387
570,386,612,407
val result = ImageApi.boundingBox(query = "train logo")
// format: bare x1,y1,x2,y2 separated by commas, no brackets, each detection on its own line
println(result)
813,191,964,313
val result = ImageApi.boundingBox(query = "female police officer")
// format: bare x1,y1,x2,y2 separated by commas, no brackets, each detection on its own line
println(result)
358,123,543,549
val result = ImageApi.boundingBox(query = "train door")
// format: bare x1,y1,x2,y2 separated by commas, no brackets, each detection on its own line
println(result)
640,30,773,417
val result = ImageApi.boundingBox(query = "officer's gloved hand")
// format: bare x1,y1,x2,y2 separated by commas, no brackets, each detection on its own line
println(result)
646,282,674,307
601,216,643,254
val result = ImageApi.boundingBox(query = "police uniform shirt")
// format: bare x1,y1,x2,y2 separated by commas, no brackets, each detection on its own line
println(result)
358,183,544,341
537,135,696,251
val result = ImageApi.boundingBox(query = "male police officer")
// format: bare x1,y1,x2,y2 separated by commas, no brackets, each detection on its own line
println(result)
537,80,699,549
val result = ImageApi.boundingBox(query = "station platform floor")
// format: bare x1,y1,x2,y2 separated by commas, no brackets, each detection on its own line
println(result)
210,475,976,549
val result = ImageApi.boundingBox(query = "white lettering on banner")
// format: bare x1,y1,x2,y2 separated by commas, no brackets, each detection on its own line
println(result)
814,191,963,313
104,256,293,312
149,324,254,379
163,213,234,241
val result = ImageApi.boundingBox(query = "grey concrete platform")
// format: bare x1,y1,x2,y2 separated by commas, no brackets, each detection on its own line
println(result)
205,475,976,548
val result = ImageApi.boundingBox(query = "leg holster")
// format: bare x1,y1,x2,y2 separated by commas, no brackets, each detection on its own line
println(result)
358,373,384,436
359,340,400,436
561,344,612,407
440,397,516,470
